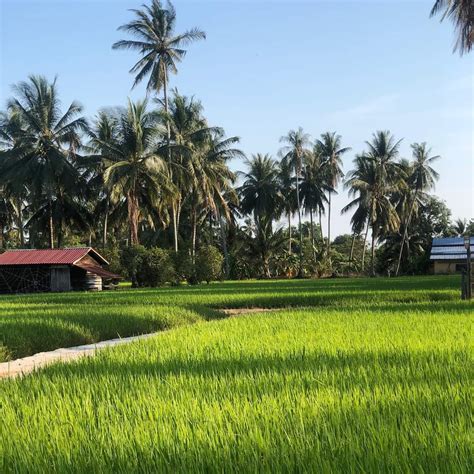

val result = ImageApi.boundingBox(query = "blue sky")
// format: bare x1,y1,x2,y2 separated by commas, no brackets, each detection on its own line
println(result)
1,0,472,236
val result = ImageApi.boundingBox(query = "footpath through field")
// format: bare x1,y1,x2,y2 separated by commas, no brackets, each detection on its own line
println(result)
0,333,157,379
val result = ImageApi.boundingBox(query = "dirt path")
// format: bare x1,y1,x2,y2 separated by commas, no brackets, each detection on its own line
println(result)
0,333,157,379
0,308,274,380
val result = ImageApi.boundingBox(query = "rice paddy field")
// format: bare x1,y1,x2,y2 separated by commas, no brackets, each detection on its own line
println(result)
0,275,472,472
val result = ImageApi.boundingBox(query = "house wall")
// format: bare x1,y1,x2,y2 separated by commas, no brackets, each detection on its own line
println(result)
433,261,472,274
50,266,71,292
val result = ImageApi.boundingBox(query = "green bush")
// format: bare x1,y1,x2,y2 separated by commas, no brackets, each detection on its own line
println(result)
140,247,175,287
195,245,224,284
120,245,147,287
171,248,194,284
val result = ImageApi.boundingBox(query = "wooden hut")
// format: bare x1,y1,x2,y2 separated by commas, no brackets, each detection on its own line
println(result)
0,247,121,293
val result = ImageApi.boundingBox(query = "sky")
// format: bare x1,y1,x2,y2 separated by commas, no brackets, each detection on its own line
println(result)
1,0,472,237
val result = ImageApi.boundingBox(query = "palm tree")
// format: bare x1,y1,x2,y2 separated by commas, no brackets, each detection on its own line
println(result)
300,151,331,260
191,129,243,264
452,218,467,236
84,109,122,248
113,0,206,252
315,132,351,254
101,99,170,245
395,143,440,275
239,154,281,225
277,159,296,254
344,132,402,276
279,128,312,277
3,75,87,248
431,0,473,55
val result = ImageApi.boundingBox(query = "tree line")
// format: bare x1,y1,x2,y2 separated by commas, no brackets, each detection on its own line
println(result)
0,0,472,282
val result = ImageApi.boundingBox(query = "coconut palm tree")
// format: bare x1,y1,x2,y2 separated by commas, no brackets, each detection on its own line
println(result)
452,218,467,236
300,151,331,260
3,75,87,248
239,154,282,225
101,99,170,245
431,0,473,55
277,159,297,254
315,132,351,254
191,129,242,264
279,128,312,277
113,0,205,251
345,132,402,276
395,143,440,275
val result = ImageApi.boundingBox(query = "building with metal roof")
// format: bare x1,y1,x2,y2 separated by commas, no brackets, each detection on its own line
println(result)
430,237,473,274
0,248,121,293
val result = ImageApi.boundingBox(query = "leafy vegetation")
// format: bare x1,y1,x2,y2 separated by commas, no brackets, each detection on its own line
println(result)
0,1,472,281
0,275,471,472
0,275,466,363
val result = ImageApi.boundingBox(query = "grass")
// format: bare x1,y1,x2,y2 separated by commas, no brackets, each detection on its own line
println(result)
0,275,464,361
0,275,472,472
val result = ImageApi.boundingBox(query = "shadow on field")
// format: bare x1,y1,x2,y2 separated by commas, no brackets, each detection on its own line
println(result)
44,349,470,389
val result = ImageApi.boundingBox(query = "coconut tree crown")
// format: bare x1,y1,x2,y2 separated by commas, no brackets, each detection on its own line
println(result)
113,0,206,93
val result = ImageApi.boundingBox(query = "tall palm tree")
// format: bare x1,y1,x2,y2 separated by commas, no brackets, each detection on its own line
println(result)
279,128,312,277
395,143,440,275
239,153,281,224
345,132,402,276
277,159,297,254
84,110,122,248
315,132,351,253
3,75,86,248
113,0,206,252
101,99,170,245
431,0,473,55
191,129,243,263
300,151,331,260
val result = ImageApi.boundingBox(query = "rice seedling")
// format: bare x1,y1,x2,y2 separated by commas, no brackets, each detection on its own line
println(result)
0,275,471,472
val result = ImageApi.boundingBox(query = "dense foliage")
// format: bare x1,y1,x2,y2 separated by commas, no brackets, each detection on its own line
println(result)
0,0,472,280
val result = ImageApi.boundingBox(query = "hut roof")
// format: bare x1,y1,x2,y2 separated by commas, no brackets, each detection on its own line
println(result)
0,248,109,266
430,237,474,261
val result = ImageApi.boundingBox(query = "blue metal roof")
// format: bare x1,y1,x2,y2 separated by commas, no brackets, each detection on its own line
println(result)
432,237,474,247
430,254,467,261
430,236,472,261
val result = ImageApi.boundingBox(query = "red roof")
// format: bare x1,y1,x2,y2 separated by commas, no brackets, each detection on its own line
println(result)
0,248,109,266
75,262,121,279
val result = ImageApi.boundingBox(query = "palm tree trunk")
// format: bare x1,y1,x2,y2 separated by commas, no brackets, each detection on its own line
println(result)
361,220,370,272
310,208,315,261
191,207,197,264
395,195,417,276
127,191,139,246
295,161,303,277
102,200,109,249
370,227,376,277
319,209,323,242
219,214,230,279
349,233,356,262
162,73,178,253
327,191,331,252
17,197,24,248
48,200,54,249
288,212,292,254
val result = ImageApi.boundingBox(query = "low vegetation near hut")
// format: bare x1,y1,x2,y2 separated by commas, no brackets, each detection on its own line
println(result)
1,275,472,472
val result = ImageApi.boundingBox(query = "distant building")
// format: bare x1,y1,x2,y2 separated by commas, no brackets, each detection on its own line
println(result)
0,247,121,293
430,237,473,274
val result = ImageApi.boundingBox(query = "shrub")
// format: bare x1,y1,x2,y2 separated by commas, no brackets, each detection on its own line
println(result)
140,247,175,287
195,245,223,284
171,248,194,284
120,245,147,287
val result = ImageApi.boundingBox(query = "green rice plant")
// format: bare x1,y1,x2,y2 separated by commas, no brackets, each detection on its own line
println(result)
0,306,471,472
0,275,464,361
